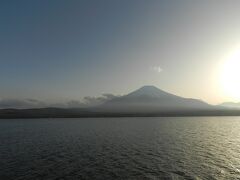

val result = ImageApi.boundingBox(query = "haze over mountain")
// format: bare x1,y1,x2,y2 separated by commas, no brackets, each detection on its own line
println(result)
0,94,119,109
97,86,212,113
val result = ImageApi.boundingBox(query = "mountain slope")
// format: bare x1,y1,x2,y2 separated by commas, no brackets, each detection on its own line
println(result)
219,102,240,109
97,86,212,113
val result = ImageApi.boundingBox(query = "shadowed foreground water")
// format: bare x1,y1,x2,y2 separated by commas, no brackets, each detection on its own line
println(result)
1,117,240,180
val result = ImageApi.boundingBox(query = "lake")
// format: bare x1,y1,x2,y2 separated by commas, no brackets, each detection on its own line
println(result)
1,117,240,179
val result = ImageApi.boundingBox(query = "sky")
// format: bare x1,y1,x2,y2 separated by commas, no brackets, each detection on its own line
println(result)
1,0,240,106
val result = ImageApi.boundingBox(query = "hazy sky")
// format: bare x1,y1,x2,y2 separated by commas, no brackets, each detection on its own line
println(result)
1,0,240,104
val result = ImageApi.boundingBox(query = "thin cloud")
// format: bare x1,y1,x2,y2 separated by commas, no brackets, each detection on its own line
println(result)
0,99,46,109
0,94,120,109
82,94,120,107
150,66,162,73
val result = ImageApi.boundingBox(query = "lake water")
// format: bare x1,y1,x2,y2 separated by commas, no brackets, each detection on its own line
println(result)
1,117,240,180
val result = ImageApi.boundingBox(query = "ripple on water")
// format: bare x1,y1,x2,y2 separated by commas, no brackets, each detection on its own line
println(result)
0,117,240,179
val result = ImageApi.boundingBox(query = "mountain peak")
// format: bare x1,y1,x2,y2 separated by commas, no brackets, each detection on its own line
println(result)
126,85,176,98
139,85,160,90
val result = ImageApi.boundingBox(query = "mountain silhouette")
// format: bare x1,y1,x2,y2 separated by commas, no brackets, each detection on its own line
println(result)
97,86,211,113
2,85,240,119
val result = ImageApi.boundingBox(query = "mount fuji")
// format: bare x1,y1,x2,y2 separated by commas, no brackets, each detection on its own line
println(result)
97,86,212,113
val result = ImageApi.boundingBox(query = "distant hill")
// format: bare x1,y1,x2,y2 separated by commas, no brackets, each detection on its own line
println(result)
219,102,240,109
97,86,212,113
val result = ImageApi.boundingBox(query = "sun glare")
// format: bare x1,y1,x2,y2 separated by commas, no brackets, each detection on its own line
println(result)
220,49,240,101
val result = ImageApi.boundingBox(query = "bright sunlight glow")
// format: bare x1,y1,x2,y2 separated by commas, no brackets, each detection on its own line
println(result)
220,49,240,101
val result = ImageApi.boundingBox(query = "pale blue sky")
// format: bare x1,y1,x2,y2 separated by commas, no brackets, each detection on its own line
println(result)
1,0,240,104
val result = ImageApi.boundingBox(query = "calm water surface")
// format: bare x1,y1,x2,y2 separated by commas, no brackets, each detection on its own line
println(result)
1,117,240,180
